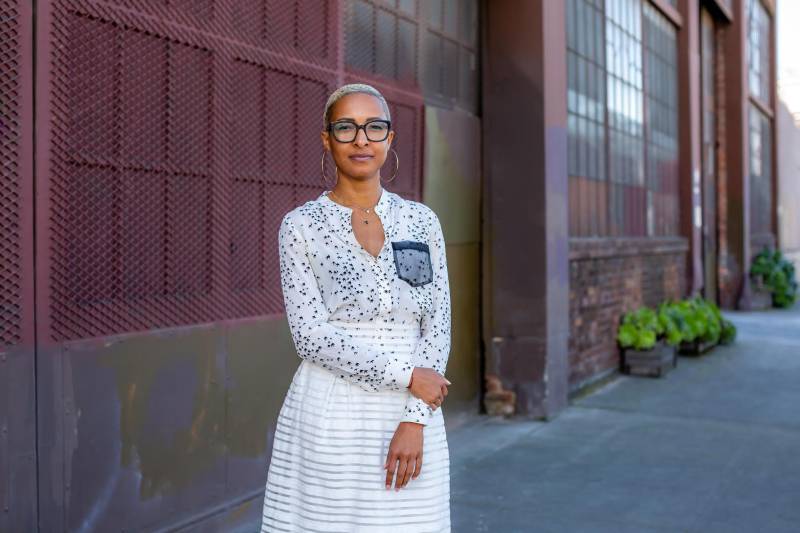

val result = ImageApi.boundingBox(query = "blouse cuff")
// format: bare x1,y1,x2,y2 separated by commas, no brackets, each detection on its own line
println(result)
382,357,414,391
400,396,434,426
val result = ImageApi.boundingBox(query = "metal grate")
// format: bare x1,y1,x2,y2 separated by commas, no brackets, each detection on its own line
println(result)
43,0,437,341
0,1,22,347
344,0,478,113
44,1,332,341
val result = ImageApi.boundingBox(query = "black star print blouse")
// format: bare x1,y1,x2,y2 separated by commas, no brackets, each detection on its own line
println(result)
277,187,452,425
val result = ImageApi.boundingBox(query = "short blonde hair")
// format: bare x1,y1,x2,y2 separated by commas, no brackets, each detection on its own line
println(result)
322,83,392,131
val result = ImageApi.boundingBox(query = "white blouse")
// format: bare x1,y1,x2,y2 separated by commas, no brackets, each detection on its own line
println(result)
277,187,452,425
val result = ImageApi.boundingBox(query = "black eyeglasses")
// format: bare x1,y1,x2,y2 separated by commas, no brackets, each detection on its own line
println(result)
327,119,392,143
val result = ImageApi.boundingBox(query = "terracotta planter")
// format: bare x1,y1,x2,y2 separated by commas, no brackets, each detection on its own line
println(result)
621,340,677,378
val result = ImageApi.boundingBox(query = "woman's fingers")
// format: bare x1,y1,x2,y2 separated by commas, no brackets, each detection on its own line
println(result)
384,454,396,489
412,451,423,480
394,459,409,490
400,458,415,488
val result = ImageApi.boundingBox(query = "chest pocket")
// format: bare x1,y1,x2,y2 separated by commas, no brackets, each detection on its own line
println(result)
391,240,433,287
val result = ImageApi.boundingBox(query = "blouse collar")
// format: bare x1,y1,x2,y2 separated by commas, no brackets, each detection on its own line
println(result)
318,187,397,255
319,186,392,218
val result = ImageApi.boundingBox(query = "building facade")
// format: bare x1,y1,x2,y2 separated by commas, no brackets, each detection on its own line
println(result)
777,0,800,267
1,0,780,530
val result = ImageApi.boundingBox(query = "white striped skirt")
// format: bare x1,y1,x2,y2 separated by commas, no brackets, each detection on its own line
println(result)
261,319,451,532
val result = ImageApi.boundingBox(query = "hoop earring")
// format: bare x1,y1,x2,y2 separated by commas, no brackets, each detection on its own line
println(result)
321,152,338,187
380,148,399,183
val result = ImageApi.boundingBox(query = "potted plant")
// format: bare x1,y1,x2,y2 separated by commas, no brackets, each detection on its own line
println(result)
617,306,677,377
750,247,798,309
676,297,721,356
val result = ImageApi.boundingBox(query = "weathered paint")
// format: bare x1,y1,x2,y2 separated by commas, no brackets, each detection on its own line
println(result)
423,105,483,422
35,317,296,532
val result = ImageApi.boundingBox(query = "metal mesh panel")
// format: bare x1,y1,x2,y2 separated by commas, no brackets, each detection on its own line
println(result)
0,1,22,347
45,1,337,341
42,0,468,341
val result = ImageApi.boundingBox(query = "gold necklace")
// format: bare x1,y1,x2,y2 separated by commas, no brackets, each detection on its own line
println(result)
328,189,381,225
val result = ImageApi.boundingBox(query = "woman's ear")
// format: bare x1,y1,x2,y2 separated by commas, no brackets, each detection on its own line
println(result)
320,130,330,152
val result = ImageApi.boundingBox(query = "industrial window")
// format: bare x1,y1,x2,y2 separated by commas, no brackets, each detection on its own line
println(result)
567,0,608,235
606,0,645,236
749,105,773,240
746,0,774,243
746,0,771,105
643,2,679,237
567,0,679,238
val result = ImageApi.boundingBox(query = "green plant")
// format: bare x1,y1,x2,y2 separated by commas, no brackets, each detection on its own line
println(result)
750,247,798,308
656,300,686,346
617,307,659,350
661,297,724,345
720,318,737,345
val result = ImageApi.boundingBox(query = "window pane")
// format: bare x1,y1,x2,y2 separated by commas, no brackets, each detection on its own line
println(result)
749,105,773,238
644,3,679,236
566,0,608,236
747,0,771,104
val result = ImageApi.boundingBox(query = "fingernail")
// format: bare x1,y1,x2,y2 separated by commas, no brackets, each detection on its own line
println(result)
445,379,452,385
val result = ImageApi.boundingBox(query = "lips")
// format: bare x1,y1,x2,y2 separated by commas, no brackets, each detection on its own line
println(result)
349,154,373,162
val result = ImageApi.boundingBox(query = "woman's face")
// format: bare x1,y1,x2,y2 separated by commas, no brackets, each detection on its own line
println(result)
321,92,395,183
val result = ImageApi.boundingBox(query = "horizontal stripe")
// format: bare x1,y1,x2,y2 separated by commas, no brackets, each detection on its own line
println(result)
268,459,450,486
265,474,446,497
274,418,449,448
286,379,409,400
271,430,449,457
269,447,450,474
280,398,405,418
265,487,448,516
261,513,450,533
264,496,449,523
265,476,448,505
264,501,449,526
276,411,447,436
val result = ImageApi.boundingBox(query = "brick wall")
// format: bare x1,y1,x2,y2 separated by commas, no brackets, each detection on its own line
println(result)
568,238,689,393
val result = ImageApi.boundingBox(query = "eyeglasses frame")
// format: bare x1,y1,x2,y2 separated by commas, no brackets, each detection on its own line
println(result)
326,119,392,143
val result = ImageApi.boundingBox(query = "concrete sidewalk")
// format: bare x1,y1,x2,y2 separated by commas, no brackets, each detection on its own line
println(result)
449,302,800,532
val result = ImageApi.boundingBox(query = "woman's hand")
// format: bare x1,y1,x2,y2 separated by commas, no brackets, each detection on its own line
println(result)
384,422,423,490
408,367,451,410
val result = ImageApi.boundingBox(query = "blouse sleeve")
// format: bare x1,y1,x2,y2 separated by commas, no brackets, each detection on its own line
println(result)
400,211,452,425
278,213,414,392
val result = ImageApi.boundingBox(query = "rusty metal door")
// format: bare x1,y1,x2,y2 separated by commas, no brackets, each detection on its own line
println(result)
700,8,718,303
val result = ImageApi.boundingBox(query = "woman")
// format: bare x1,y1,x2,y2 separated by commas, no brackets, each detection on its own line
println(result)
261,83,453,532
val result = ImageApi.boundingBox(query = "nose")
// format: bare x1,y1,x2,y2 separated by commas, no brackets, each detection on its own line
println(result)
354,126,369,146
